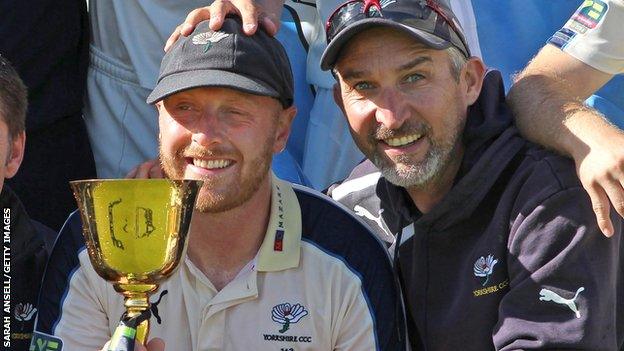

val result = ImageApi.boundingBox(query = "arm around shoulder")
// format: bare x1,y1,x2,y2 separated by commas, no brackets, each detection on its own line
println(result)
508,44,614,154
509,44,624,236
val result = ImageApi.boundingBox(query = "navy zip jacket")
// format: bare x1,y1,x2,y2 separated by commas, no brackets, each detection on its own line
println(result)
329,70,624,350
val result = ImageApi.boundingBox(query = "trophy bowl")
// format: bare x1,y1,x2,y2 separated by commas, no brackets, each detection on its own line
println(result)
70,179,202,348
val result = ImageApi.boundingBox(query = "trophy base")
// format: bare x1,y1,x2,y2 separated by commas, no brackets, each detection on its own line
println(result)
113,283,159,345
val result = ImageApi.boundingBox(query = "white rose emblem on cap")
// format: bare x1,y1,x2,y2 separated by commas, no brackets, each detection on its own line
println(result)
192,31,230,52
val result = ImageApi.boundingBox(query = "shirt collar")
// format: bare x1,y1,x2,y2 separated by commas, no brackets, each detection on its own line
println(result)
256,173,302,272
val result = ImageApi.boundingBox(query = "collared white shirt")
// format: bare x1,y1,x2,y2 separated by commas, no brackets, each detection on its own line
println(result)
36,176,403,350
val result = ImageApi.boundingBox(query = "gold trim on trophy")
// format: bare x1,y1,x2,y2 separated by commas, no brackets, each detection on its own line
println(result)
70,179,202,346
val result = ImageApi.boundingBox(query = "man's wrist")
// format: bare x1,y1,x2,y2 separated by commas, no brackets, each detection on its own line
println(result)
560,104,617,161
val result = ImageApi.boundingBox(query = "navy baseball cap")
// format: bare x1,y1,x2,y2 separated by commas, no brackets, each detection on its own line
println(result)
321,0,471,70
147,17,294,107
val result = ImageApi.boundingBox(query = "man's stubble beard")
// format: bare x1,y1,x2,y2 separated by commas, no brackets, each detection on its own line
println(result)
375,135,461,189
160,137,274,214
365,116,465,190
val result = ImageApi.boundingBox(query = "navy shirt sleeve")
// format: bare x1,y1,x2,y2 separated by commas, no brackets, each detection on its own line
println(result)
494,187,623,350
34,211,86,334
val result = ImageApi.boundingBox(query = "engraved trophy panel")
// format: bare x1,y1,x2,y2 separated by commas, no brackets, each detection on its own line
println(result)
70,179,201,349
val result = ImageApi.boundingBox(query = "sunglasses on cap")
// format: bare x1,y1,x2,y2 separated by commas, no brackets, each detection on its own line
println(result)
324,0,470,58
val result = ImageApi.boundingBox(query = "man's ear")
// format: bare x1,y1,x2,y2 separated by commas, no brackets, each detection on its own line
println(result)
273,105,297,154
463,58,486,105
156,101,165,114
5,131,25,179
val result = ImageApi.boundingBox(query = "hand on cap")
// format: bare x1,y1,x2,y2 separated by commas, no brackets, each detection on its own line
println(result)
126,159,165,179
164,0,283,52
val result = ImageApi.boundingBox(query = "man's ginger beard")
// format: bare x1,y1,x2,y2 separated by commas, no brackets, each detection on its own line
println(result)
159,134,275,213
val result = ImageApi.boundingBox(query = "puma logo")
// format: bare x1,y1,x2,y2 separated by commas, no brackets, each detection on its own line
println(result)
150,290,168,324
354,205,392,237
539,287,585,318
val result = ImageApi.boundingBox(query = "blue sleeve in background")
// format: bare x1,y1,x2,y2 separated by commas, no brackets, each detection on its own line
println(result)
272,5,315,187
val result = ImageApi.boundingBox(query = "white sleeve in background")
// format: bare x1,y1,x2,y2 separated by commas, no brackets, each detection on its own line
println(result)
52,250,120,350
552,0,624,74
449,0,482,58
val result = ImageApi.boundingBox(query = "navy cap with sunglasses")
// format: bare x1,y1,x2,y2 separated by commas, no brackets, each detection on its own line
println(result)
320,0,471,70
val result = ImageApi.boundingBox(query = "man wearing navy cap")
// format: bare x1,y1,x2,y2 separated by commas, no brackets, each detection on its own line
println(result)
321,0,624,349
31,18,405,351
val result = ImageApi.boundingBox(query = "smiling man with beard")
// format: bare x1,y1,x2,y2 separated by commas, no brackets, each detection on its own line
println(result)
31,18,405,351
323,0,624,349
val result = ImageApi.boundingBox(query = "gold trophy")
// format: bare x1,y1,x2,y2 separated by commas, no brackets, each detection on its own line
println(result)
70,179,202,350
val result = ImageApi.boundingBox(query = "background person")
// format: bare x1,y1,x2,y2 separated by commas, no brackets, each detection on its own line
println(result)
0,55,57,351
0,0,96,231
